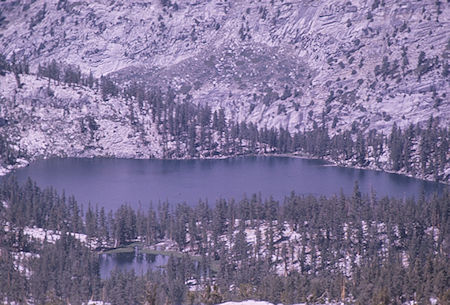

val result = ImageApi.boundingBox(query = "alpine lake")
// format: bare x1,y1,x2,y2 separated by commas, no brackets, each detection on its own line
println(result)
8,156,447,278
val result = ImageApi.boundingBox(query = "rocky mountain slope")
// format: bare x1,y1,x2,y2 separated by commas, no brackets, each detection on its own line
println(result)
0,0,449,178
0,72,164,161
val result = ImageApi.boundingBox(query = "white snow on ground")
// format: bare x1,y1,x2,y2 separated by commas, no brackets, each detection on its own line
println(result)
147,239,179,251
219,301,276,305
83,301,111,305
218,301,346,305
12,251,37,278
22,226,98,248
182,219,444,279
6,215,444,281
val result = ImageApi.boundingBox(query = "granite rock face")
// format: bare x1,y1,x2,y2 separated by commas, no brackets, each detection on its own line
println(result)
0,0,448,174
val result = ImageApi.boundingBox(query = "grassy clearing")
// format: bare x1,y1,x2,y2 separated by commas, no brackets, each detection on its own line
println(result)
103,247,134,254
140,248,200,259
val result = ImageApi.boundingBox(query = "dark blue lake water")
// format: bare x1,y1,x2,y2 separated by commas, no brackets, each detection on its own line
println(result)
9,156,445,211
99,250,168,279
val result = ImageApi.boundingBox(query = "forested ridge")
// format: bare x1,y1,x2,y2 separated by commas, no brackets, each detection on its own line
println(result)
0,57,449,182
1,177,448,305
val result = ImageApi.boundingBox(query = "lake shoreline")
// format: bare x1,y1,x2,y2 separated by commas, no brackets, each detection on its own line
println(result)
2,152,448,187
